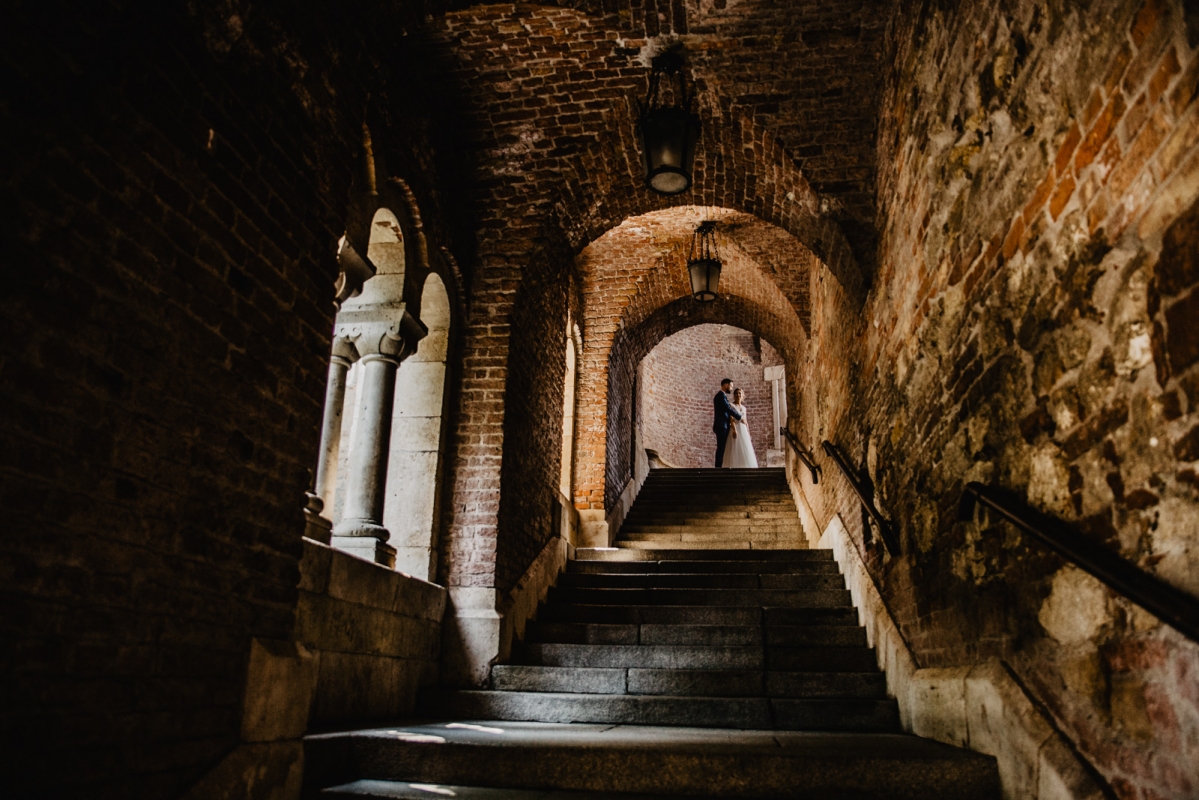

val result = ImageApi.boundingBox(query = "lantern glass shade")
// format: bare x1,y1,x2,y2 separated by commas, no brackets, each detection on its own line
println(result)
640,107,701,195
688,256,721,301
638,51,700,196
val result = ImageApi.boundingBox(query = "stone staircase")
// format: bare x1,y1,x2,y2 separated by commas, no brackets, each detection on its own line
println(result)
304,468,1000,799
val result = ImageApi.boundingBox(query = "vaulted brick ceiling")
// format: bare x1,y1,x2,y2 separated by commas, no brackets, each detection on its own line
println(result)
421,0,891,275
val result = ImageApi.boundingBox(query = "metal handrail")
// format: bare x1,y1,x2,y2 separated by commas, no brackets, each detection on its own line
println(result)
960,482,1199,643
780,428,821,484
821,440,901,556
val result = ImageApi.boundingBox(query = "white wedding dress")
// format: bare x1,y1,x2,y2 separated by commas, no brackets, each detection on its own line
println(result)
724,404,758,468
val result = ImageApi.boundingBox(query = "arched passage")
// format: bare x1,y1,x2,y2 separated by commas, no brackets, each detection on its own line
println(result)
602,294,807,529
571,207,812,535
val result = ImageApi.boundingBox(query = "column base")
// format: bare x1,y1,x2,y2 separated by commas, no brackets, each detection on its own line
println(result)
441,588,503,687
330,534,397,568
577,509,609,548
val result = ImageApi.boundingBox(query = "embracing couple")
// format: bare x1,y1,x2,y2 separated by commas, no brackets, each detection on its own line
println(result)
713,378,758,469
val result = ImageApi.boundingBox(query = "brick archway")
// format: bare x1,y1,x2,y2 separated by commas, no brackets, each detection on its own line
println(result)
571,206,810,517
427,2,869,590
603,294,806,512
425,4,865,295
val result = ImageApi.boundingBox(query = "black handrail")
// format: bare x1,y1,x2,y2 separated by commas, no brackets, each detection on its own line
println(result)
821,440,901,556
780,428,821,484
960,482,1199,643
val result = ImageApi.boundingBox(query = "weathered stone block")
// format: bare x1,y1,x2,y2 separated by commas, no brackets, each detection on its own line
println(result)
241,638,320,743
909,668,971,747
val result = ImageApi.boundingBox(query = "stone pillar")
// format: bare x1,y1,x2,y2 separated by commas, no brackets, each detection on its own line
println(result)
314,339,355,514
330,314,426,568
332,353,401,563
765,365,786,450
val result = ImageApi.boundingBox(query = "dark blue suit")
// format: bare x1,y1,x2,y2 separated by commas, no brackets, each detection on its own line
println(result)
713,390,743,468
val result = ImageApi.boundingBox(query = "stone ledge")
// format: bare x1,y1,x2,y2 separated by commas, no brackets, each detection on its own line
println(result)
300,538,446,621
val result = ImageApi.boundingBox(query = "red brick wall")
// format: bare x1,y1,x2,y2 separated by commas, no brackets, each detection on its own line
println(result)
789,2,1199,796
0,2,454,795
494,245,578,590
639,325,782,468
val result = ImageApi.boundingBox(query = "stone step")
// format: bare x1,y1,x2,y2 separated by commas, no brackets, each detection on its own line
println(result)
765,625,868,647
574,548,819,562
630,498,793,508
631,493,792,501
320,779,676,799
421,690,900,731
538,604,764,626
621,525,802,536
765,647,879,672
491,666,888,699
622,520,801,531
614,540,803,551
527,622,761,646
525,622,866,647
566,559,836,574
557,573,847,592
623,513,800,525
618,520,805,532
764,607,861,626
304,721,1000,799
638,476,788,483
546,587,851,607
518,643,764,670
537,604,860,627
516,644,878,672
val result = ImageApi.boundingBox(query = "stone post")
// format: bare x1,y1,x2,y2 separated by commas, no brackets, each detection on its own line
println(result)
765,364,786,450
303,492,333,545
314,338,355,514
332,352,399,559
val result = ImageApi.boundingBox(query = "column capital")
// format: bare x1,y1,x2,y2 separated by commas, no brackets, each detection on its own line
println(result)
330,335,357,365
335,306,428,361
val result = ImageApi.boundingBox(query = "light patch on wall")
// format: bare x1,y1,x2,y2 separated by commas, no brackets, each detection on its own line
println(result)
1027,443,1072,515
1038,565,1109,647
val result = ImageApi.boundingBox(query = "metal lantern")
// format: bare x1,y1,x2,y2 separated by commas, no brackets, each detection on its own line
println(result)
638,51,701,195
687,221,722,301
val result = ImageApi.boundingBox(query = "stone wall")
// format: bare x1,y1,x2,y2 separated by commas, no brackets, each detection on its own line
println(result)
0,2,454,796
789,2,1199,797
639,324,782,468
295,541,445,725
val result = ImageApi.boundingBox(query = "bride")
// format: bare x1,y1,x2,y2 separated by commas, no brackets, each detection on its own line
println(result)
724,388,758,468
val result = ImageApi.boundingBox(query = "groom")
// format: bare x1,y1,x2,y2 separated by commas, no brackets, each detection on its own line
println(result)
712,378,743,468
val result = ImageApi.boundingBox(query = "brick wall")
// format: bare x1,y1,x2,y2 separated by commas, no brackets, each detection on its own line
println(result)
789,1,1199,796
639,324,782,468
0,2,452,795
494,244,578,591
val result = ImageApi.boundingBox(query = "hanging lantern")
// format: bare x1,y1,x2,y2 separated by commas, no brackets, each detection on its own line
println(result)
638,51,701,195
687,221,721,301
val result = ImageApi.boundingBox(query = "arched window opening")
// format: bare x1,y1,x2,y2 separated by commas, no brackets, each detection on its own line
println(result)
313,207,423,568
385,273,451,579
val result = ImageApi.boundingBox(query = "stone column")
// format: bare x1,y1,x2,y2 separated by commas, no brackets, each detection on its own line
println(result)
330,314,426,567
314,338,356,514
765,365,786,450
